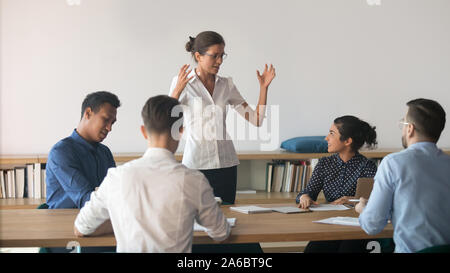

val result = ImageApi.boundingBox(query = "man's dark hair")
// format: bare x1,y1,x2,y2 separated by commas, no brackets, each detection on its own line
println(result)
141,95,183,134
81,91,121,119
406,98,446,142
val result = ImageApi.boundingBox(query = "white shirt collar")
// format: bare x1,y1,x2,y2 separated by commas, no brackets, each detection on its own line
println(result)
189,68,222,84
143,147,176,160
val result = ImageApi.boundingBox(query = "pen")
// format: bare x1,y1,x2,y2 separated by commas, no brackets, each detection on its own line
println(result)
348,199,360,202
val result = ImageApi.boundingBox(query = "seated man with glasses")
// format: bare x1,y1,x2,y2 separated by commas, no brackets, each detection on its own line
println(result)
356,98,450,253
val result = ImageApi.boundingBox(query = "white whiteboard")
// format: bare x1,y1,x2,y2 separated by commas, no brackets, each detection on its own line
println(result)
1,0,449,154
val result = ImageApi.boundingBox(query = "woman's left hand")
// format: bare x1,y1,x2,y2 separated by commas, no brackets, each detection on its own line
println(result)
256,64,276,89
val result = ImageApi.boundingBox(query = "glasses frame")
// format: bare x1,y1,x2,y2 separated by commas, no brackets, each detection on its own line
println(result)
398,118,411,129
203,52,228,60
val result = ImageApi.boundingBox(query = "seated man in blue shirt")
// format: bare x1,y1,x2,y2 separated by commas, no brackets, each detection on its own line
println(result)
356,98,450,253
46,91,121,209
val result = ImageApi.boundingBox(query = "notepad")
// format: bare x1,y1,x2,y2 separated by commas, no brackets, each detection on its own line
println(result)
308,204,350,211
313,217,360,227
230,206,273,214
271,206,311,214
194,218,236,232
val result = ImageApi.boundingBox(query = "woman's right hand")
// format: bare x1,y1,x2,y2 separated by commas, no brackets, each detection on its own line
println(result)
297,194,318,209
172,64,194,98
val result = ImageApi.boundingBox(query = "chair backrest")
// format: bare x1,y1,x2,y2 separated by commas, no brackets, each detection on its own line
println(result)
37,203,49,209
417,244,450,253
355,178,374,199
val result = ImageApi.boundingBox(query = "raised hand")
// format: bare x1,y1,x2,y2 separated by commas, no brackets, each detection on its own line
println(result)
256,64,276,89
173,64,194,96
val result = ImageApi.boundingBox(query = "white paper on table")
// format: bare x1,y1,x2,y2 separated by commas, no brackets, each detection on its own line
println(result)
271,206,310,214
313,217,360,227
194,218,236,232
309,204,350,211
230,206,273,214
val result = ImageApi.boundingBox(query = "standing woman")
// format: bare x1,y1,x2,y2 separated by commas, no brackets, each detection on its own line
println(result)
169,31,276,204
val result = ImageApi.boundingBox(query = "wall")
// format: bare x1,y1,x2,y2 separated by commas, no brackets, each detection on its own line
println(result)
1,0,450,155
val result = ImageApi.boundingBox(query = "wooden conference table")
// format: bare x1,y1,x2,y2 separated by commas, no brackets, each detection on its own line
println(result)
0,203,393,248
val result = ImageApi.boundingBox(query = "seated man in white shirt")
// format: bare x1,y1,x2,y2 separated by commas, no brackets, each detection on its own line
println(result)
74,95,231,252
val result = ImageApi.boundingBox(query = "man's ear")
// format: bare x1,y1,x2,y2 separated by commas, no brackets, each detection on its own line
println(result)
407,123,415,138
140,125,149,140
84,107,93,120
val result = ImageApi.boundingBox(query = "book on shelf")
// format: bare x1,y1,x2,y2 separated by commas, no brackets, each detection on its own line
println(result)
271,161,285,192
0,170,6,198
26,164,34,199
301,161,308,192
265,162,274,193
0,163,46,199
15,167,26,198
265,160,315,193
7,170,16,198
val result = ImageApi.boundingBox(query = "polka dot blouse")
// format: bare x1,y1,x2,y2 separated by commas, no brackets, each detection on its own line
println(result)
295,153,377,203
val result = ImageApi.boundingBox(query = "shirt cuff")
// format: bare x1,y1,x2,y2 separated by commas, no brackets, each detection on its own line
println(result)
359,212,386,236
74,212,96,236
207,220,231,242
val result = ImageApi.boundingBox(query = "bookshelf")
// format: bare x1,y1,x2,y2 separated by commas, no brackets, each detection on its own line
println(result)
0,148,416,165
2,149,450,203
0,198,46,209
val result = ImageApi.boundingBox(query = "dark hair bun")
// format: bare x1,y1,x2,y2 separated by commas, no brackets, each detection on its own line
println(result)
363,124,378,149
333,115,378,151
185,36,195,52
185,31,225,63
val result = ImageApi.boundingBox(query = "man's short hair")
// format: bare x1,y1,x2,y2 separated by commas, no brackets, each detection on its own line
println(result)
406,98,446,142
141,95,183,134
81,91,121,119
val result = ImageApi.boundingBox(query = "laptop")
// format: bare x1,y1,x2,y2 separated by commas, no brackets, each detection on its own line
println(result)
355,178,374,199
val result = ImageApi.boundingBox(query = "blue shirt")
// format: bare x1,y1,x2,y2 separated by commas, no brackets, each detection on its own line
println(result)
296,153,377,203
359,142,450,253
46,129,116,209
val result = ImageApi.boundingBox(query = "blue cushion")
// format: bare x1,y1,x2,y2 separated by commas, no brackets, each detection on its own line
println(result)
281,136,328,153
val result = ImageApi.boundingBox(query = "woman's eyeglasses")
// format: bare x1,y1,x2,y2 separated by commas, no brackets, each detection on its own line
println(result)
203,52,228,60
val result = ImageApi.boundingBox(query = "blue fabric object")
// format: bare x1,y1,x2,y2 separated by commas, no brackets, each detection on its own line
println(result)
281,136,328,153
46,129,116,209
